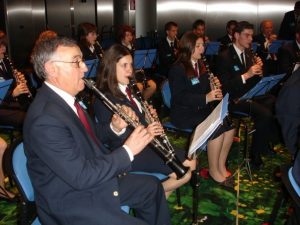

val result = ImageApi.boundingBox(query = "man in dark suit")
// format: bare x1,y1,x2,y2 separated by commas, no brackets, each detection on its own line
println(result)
278,1,300,40
278,24,300,74
217,20,237,51
24,36,171,225
158,21,179,78
253,19,278,75
215,21,280,169
276,68,300,225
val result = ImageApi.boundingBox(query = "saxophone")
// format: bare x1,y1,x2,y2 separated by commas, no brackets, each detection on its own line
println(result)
84,78,189,179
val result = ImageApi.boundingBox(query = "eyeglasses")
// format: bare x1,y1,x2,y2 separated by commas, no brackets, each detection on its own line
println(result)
51,58,85,68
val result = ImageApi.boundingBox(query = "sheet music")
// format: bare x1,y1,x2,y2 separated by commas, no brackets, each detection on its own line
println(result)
188,94,229,157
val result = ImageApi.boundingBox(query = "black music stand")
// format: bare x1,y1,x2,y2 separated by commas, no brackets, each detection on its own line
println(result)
134,49,157,69
84,59,99,79
0,79,13,104
204,42,220,56
188,94,229,225
239,73,286,101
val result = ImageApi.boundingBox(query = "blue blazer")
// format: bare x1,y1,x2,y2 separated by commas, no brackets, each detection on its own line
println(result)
23,84,135,225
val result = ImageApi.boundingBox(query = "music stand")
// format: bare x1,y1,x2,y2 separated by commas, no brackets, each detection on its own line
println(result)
188,94,229,225
0,79,13,104
239,73,286,101
134,49,157,69
268,40,285,54
84,59,99,79
204,42,220,56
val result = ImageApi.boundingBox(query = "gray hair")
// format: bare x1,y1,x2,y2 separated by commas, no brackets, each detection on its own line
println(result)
31,36,77,79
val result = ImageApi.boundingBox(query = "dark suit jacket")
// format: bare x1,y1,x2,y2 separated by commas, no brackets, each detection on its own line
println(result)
168,63,212,129
215,45,261,100
78,43,103,60
217,34,233,52
253,34,268,60
278,41,300,73
276,68,300,186
94,93,182,175
278,10,297,40
158,37,178,77
24,84,136,225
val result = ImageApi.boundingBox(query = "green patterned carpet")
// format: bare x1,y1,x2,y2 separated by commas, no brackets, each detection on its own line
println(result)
0,132,291,225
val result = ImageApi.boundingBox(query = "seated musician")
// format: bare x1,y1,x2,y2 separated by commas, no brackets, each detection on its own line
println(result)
215,21,281,170
277,24,300,74
94,44,196,198
26,36,171,225
217,20,238,51
157,21,179,78
253,19,278,75
117,25,156,101
192,19,210,43
168,32,235,186
0,30,29,127
77,22,104,61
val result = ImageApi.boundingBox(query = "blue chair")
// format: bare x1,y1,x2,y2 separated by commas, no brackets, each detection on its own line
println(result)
161,80,193,134
11,141,41,225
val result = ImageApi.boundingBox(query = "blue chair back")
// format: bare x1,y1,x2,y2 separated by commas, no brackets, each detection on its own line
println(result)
12,142,41,225
161,80,171,108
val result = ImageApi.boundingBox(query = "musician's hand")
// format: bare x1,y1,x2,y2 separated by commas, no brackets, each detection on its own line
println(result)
12,83,30,97
206,89,223,102
269,34,277,42
148,105,159,119
111,105,138,132
147,122,164,136
254,56,263,67
125,125,153,155
212,76,222,89
15,72,27,83
246,64,263,78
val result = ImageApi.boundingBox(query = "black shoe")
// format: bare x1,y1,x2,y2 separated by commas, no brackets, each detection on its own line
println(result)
209,174,234,189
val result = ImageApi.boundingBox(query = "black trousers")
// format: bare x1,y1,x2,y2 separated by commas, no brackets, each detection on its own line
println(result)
118,174,171,225
229,94,280,159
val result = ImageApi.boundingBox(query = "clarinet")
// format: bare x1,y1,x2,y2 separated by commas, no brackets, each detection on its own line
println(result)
249,48,263,77
128,78,176,154
95,41,105,60
201,54,220,90
4,54,33,106
83,78,189,179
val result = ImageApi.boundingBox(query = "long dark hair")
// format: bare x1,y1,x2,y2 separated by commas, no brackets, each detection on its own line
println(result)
77,22,97,47
175,31,200,78
96,44,132,99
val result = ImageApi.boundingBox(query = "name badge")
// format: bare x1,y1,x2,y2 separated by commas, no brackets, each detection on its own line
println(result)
191,77,200,85
233,65,240,71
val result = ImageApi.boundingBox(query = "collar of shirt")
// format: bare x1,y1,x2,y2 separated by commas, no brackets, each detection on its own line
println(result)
296,40,300,50
233,44,244,62
166,37,174,47
45,81,78,115
122,41,132,50
118,83,142,112
89,45,95,53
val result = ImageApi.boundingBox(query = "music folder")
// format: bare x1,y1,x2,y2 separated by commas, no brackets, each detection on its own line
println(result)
0,79,13,104
239,73,286,101
188,93,229,157
268,40,285,54
204,42,220,55
84,59,99,79
134,49,157,69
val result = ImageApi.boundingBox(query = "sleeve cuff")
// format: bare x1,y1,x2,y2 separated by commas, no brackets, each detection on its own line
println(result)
123,144,134,161
110,122,126,136
241,75,246,84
